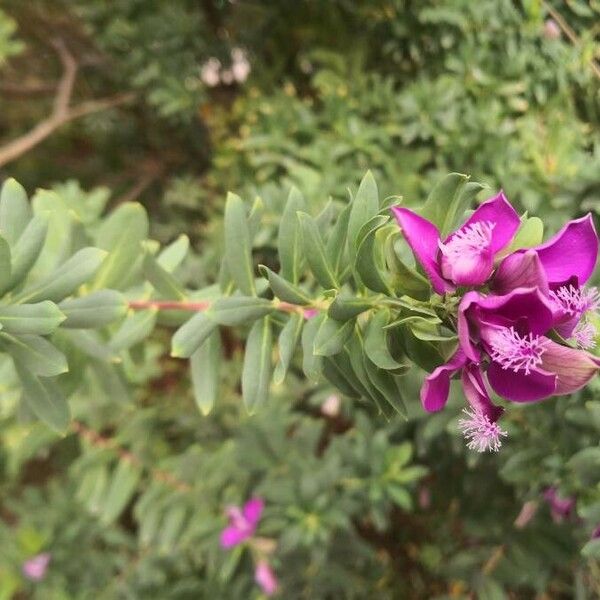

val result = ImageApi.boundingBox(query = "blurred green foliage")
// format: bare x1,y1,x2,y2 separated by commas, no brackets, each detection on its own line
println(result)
1,0,600,598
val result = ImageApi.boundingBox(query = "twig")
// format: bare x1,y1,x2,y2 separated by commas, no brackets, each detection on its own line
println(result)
543,1,600,81
128,299,306,315
0,39,135,168
71,420,191,493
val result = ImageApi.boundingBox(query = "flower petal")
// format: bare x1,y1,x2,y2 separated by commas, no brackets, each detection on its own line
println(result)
457,291,484,362
461,363,503,422
440,248,494,287
220,526,250,548
532,214,599,286
243,497,264,527
459,191,520,253
487,361,557,402
540,340,600,395
392,207,450,295
492,250,549,296
420,349,467,412
255,561,278,596
469,287,555,336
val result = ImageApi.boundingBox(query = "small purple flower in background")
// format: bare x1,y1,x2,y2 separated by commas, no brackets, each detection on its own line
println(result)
543,487,576,522
220,497,264,548
22,553,51,582
514,500,539,529
255,560,278,596
392,192,520,293
543,19,561,40
592,524,600,539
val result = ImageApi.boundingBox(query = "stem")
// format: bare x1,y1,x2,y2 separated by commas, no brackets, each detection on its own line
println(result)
128,299,307,314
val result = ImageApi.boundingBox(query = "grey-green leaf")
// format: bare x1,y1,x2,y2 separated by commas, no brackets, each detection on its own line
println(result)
348,171,379,258
171,311,217,358
273,312,303,385
0,178,32,246
15,363,70,433
259,265,311,305
278,187,306,283
15,247,107,304
0,301,65,334
328,293,375,321
297,212,338,289
364,311,405,370
421,172,468,233
241,317,272,412
301,313,324,381
143,250,186,300
59,290,127,328
224,192,255,296
191,330,221,415
110,309,157,351
211,296,274,326
101,460,142,525
313,316,354,356
3,333,68,376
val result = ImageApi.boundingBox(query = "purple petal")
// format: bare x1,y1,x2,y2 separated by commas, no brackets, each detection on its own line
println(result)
242,497,264,528
458,191,520,253
486,361,557,402
22,553,51,582
540,340,600,395
391,207,450,295
492,250,549,296
531,214,599,286
440,247,494,287
457,291,483,362
220,525,250,548
255,561,278,596
461,363,503,422
470,287,555,336
420,349,467,412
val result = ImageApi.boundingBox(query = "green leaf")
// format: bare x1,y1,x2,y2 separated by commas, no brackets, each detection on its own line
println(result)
14,247,107,304
0,301,65,335
328,293,376,321
278,187,306,284
329,351,368,399
388,485,412,510
190,330,221,415
100,460,142,525
322,358,361,399
301,313,324,381
0,178,32,246
171,311,217,358
224,192,255,296
363,356,407,417
326,201,352,278
273,312,303,384
143,250,186,300
15,363,70,433
507,216,544,252
0,234,12,292
297,212,339,289
110,309,157,351
356,222,391,293
241,317,272,412
92,203,149,290
313,316,354,356
441,180,485,237
421,173,469,233
348,171,379,259
63,330,120,362
364,311,405,370
157,234,189,271
259,265,311,305
582,538,600,558
0,213,48,294
386,235,431,300
211,296,275,326
395,325,445,372
59,290,127,328
3,333,68,376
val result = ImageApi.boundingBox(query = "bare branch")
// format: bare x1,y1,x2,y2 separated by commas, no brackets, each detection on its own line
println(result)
0,39,135,168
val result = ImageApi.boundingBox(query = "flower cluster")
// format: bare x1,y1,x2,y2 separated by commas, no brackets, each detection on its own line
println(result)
394,193,600,452
220,497,278,596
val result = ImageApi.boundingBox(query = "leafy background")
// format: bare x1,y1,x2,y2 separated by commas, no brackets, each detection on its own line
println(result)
0,0,600,598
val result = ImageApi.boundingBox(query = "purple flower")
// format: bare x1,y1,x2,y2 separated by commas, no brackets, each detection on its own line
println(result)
255,560,278,596
392,192,520,293
22,553,51,582
592,524,600,539
459,287,600,402
493,215,599,348
220,497,264,548
543,487,576,522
